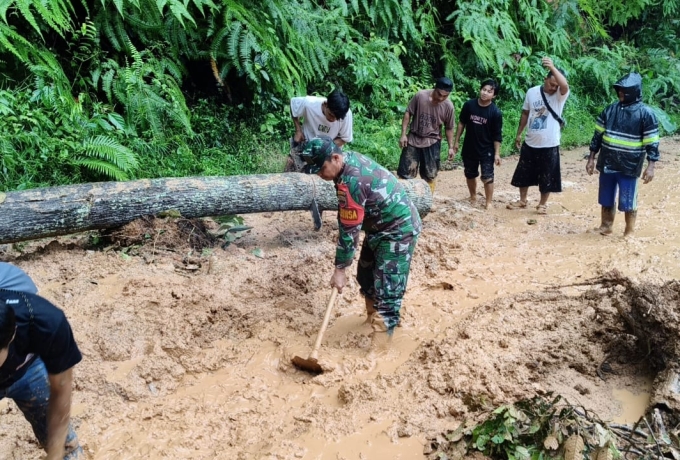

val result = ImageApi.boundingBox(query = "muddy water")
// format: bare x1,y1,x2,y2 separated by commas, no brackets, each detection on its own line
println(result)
612,383,653,424
2,141,680,460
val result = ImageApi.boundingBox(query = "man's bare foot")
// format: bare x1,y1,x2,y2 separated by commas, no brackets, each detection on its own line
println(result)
623,228,635,237
484,201,493,210
363,312,375,325
469,196,477,206
588,224,613,235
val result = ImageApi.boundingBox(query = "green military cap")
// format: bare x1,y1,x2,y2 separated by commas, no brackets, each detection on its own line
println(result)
300,136,341,174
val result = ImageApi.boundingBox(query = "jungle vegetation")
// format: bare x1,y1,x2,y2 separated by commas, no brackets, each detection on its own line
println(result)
1,0,679,190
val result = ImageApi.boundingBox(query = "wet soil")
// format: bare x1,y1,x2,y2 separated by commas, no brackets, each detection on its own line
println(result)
2,139,680,459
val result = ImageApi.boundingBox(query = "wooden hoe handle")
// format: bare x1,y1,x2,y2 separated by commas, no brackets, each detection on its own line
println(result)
308,287,339,361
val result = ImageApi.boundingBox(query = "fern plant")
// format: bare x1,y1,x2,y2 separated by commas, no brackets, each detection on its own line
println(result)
75,135,138,180
328,0,436,45
208,0,340,102
448,0,523,74
96,40,192,139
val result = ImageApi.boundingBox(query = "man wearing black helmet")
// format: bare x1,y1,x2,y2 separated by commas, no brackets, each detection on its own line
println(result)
586,73,660,237
397,77,456,193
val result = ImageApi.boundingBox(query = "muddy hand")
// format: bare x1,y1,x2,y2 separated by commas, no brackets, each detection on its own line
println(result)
399,135,408,149
451,143,459,160
586,158,595,175
331,267,346,293
642,164,655,183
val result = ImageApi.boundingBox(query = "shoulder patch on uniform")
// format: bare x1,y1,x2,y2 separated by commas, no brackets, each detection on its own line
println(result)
336,183,364,226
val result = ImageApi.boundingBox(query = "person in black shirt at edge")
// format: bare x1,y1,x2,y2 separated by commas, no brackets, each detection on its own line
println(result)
0,262,83,459
452,79,504,209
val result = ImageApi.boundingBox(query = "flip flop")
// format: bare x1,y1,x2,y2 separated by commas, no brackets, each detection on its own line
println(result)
506,200,528,209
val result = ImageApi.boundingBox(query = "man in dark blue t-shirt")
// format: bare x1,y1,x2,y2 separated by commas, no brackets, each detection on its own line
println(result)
0,264,82,460
452,79,504,209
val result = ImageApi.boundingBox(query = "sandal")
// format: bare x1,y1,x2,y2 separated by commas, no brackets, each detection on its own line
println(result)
536,204,548,215
506,200,528,210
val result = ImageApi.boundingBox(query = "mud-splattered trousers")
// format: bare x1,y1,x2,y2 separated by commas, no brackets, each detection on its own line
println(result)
355,235,419,333
334,151,422,334
0,358,82,459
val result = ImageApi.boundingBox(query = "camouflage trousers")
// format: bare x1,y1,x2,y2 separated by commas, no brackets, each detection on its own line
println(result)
356,233,419,334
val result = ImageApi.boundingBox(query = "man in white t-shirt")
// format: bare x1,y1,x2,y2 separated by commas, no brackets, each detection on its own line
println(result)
507,57,569,215
285,88,353,172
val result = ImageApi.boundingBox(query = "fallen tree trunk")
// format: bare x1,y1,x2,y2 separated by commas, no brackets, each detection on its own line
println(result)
0,174,432,244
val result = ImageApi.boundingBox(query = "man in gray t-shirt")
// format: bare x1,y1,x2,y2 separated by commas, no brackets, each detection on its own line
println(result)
397,77,456,194
0,262,37,293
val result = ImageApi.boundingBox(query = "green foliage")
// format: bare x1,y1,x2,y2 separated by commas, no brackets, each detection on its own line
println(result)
579,0,654,27
0,0,72,37
329,0,436,45
97,40,192,139
572,44,635,94
208,0,342,103
0,86,140,190
1,0,679,193
208,214,252,247
448,0,522,74
77,136,138,180
129,100,286,178
336,34,411,118
350,113,403,170
447,0,571,76
427,395,622,460
571,42,680,134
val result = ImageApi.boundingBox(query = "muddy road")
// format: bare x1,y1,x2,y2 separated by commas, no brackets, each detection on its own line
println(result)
2,140,679,459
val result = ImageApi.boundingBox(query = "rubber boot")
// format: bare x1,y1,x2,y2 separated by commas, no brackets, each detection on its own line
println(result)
624,211,637,237
598,206,616,235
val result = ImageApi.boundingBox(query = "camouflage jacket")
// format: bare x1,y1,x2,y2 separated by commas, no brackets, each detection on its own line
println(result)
334,151,422,268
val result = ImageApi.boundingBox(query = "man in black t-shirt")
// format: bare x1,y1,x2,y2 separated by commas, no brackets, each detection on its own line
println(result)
452,79,504,209
0,265,83,460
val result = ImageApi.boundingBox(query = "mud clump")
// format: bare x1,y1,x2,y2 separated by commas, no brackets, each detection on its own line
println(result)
588,270,680,413
104,216,219,251
594,270,680,371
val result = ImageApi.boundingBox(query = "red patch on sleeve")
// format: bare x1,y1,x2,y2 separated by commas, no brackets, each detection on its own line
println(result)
336,183,364,225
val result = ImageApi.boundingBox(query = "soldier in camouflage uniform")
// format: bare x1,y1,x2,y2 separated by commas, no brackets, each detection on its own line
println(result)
301,137,422,339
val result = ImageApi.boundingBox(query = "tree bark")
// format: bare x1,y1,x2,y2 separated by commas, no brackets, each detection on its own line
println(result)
0,174,432,244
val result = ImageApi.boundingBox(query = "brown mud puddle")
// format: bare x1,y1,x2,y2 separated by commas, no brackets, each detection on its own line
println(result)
2,139,680,459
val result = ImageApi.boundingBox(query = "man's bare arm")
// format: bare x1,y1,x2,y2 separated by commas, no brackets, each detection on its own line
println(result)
515,110,530,149
45,368,73,460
